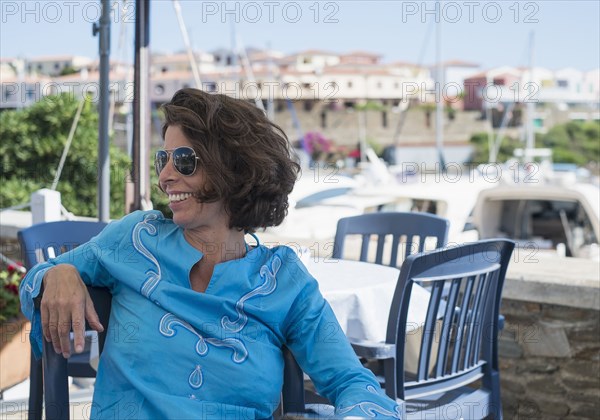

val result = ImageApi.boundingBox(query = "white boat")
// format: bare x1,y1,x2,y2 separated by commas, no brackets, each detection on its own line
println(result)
472,181,600,260
264,154,496,246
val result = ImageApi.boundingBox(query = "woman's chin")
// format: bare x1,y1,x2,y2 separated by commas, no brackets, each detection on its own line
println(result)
169,204,189,225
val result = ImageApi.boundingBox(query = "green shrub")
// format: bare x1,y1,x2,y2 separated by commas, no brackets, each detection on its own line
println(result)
0,94,131,218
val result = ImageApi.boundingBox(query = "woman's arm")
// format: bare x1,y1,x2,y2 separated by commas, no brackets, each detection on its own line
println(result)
283,266,403,418
19,220,121,359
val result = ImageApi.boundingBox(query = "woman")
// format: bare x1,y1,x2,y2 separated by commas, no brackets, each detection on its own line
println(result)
20,88,401,419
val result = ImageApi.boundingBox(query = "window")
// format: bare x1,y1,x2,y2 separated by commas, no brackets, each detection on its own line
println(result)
303,101,314,112
320,111,327,128
497,199,598,254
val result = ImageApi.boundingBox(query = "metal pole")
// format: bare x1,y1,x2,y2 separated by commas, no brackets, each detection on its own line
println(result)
435,0,445,169
526,31,536,151
129,0,151,213
95,0,111,222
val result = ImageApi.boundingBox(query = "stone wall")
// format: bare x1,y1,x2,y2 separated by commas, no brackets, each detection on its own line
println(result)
499,257,600,419
499,300,599,419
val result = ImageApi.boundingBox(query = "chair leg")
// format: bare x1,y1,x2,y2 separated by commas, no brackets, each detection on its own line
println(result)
43,343,70,420
28,354,43,420
487,370,503,420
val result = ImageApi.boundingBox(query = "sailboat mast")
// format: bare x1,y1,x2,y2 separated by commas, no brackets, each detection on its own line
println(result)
525,31,536,151
435,0,445,168
172,0,202,88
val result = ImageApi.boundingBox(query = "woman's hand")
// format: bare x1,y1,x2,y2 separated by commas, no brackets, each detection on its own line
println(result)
41,264,104,358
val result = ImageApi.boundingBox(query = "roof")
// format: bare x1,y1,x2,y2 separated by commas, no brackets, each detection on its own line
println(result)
441,59,479,67
340,51,382,58
27,55,85,62
386,61,421,68
292,49,340,57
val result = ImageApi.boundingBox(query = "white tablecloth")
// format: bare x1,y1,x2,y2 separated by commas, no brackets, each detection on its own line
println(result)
304,258,432,343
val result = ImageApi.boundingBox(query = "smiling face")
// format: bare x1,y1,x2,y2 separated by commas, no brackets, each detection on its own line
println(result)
158,125,230,232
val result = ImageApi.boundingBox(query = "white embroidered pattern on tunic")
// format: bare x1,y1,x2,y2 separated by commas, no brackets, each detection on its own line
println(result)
159,313,248,362
132,213,162,299
188,365,203,389
221,256,281,332
335,385,403,418
158,256,282,391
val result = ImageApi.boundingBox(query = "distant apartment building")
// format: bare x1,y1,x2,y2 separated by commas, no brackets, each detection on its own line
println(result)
465,66,600,110
26,55,93,76
2,51,597,148
151,52,217,75
146,48,433,106
430,60,481,97
463,66,600,132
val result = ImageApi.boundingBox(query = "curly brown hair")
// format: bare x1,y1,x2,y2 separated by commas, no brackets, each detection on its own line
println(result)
160,88,300,233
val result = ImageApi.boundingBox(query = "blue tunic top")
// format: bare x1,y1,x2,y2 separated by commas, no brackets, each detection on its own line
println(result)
20,210,402,419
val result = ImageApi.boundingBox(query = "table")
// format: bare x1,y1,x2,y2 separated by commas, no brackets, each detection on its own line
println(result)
304,258,432,344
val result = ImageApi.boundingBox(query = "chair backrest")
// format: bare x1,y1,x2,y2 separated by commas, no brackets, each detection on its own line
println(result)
332,212,450,267
43,287,112,420
18,220,108,269
386,239,514,402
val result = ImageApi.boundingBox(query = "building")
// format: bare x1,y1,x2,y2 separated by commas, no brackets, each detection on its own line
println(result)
25,55,92,77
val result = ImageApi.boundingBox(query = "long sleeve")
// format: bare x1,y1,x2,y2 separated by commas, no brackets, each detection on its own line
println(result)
19,218,123,358
283,260,403,418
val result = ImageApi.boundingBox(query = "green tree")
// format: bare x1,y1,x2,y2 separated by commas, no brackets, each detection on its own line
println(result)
59,66,78,76
540,121,600,166
468,132,522,164
0,94,131,218
469,120,600,167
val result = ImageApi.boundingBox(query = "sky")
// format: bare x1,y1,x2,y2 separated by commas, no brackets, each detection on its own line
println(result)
1,0,599,71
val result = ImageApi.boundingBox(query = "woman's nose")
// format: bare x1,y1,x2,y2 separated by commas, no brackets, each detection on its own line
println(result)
158,156,177,184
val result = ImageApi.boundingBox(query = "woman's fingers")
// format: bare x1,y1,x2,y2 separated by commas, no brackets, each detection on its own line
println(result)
40,264,89,358
85,297,104,334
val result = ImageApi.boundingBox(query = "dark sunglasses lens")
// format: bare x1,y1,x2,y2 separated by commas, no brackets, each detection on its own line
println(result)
173,147,197,175
155,150,168,175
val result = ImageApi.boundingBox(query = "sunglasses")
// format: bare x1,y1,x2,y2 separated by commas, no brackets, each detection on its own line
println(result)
154,147,200,177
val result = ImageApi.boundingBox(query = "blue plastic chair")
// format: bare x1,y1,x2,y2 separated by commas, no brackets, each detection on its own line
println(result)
18,220,107,420
332,212,450,267
351,239,515,419
41,287,112,420
281,347,336,418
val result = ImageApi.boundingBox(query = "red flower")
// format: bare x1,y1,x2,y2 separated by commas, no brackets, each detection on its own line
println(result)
7,261,23,275
4,283,19,295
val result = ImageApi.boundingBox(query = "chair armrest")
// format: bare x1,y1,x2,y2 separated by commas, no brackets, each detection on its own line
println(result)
350,340,396,359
